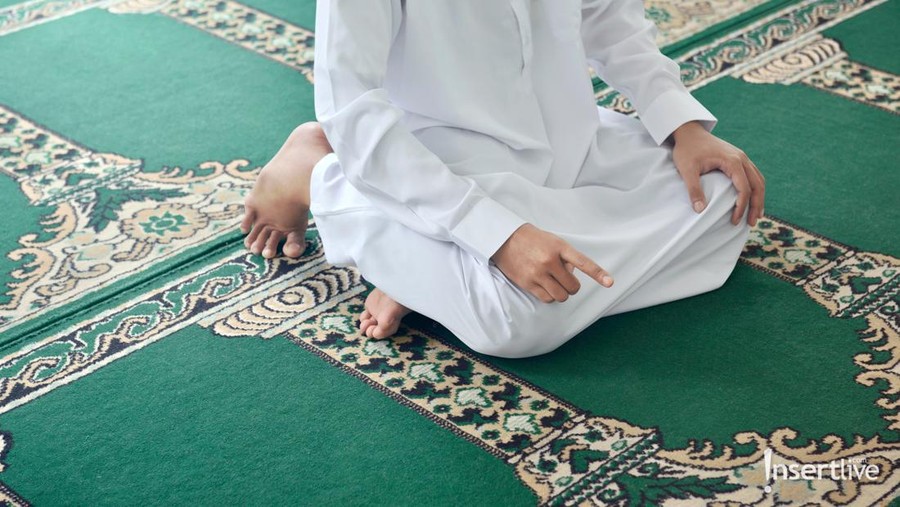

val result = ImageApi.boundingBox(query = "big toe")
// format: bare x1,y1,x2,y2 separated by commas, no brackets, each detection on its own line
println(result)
371,324,398,339
283,232,306,258
371,315,401,339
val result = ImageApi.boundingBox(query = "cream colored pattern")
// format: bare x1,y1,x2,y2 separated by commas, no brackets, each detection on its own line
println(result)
736,34,899,113
155,0,315,83
648,0,772,46
597,0,889,113
0,105,257,332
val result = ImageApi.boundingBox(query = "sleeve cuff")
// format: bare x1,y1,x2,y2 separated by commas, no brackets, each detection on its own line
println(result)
638,88,718,146
450,197,527,265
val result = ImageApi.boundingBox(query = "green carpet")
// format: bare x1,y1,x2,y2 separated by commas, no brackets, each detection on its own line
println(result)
0,0,897,505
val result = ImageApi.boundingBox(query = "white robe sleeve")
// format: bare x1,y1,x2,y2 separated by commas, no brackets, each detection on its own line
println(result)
313,0,527,264
580,0,719,145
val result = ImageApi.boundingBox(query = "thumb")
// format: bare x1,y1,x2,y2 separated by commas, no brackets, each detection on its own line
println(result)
680,167,707,213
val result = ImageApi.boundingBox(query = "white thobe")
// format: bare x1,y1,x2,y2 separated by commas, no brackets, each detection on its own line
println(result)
309,0,751,358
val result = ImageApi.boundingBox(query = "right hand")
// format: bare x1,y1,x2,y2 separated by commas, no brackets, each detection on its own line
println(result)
490,223,614,303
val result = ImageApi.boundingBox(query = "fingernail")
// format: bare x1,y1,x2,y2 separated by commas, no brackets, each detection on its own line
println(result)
602,276,614,287
263,248,271,258
760,208,765,217
693,201,706,213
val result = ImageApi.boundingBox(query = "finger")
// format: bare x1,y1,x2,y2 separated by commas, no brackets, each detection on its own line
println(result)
283,231,306,258
262,230,284,259
718,158,751,225
746,160,766,226
240,207,256,234
750,160,766,189
360,318,375,331
561,247,614,287
680,167,708,213
744,161,765,227
250,226,271,255
550,262,581,295
540,275,570,302
365,325,376,338
529,284,555,304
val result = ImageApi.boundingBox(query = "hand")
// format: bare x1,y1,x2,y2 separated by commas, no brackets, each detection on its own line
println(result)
670,121,765,226
490,224,613,303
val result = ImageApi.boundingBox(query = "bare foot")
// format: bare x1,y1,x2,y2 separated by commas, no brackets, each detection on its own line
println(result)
359,289,412,339
241,122,333,258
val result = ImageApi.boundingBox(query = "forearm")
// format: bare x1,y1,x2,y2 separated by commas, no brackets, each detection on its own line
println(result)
581,0,717,145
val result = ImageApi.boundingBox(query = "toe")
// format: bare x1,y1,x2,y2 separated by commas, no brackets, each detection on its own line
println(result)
240,207,256,234
359,310,372,330
283,231,305,258
244,221,263,250
263,230,284,259
372,316,398,339
250,227,270,255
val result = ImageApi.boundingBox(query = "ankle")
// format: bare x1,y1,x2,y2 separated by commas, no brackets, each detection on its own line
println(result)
287,122,331,151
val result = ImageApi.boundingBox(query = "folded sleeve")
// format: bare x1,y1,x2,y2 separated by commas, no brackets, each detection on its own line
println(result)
313,0,526,264
580,0,718,145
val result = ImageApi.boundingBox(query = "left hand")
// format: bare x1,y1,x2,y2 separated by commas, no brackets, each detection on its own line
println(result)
670,121,765,227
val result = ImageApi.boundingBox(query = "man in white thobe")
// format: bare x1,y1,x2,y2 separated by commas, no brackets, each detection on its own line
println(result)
240,0,766,358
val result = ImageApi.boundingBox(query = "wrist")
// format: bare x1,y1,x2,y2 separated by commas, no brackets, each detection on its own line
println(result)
671,120,706,144
490,223,531,263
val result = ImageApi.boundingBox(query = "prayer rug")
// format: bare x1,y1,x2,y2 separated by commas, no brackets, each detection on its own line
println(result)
0,0,897,505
